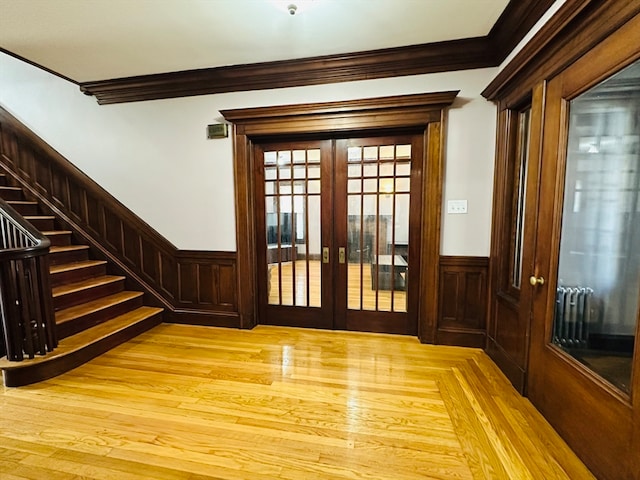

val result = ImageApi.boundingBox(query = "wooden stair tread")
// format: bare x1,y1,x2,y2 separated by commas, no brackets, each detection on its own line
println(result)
49,245,89,254
23,215,55,220
0,307,163,370
52,275,125,297
6,200,38,205
56,291,144,324
42,230,73,235
0,186,22,191
50,259,107,274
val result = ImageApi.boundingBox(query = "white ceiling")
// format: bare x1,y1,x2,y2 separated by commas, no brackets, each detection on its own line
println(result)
0,0,511,83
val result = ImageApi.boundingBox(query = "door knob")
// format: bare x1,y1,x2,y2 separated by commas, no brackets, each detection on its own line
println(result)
529,275,545,286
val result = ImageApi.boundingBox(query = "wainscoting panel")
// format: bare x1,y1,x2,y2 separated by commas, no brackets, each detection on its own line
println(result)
176,251,237,311
0,107,240,327
437,256,489,348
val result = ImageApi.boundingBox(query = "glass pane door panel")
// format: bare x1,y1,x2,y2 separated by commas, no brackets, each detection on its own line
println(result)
346,143,410,313
552,60,640,394
511,109,531,289
266,148,322,308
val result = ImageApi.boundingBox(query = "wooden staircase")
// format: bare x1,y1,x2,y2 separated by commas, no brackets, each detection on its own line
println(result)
0,174,163,387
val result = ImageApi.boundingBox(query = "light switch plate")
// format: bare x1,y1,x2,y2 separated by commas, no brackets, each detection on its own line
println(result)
447,199,468,214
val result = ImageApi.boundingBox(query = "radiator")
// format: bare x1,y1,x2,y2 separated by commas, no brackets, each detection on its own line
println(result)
554,286,594,348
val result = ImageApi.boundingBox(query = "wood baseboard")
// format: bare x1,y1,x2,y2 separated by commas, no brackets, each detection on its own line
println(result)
165,310,241,328
437,328,486,349
486,337,527,394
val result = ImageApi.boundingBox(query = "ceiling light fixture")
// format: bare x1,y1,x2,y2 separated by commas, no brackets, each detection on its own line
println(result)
269,0,317,16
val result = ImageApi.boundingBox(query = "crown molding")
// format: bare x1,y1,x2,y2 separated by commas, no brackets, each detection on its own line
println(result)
79,38,491,105
488,0,560,60
4,0,556,105
482,0,640,101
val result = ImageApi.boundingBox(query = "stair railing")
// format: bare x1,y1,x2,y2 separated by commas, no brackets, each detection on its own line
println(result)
0,198,56,361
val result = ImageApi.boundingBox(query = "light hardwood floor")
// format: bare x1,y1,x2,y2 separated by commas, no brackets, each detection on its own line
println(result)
0,324,594,479
269,261,407,312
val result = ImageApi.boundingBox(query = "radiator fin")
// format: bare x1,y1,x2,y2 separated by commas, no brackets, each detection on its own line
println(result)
554,286,594,348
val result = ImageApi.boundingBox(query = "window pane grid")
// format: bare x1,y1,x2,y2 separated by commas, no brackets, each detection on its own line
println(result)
347,143,410,313
265,148,321,308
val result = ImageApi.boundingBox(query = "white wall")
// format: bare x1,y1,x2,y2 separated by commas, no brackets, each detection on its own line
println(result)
0,52,497,255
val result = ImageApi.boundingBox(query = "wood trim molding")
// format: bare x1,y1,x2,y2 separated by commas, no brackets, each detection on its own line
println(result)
221,92,458,340
439,256,489,268
483,0,640,100
487,0,558,61
223,92,459,134
79,39,490,105
66,0,553,105
0,106,239,327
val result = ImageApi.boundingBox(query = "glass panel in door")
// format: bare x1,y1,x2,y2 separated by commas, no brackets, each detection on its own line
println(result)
510,108,531,290
346,142,410,314
264,147,322,308
551,60,640,394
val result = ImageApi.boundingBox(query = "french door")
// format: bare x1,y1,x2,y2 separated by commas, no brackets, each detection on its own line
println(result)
254,134,422,335
527,19,640,480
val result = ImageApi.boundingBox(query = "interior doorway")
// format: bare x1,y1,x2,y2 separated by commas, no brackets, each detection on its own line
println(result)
526,27,640,478
255,135,423,334
221,91,458,342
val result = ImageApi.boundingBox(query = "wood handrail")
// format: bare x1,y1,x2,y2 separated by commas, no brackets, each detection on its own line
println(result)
0,197,57,361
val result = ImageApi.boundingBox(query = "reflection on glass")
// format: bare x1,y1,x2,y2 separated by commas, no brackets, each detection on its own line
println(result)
265,148,321,308
511,109,531,289
346,144,410,313
307,195,321,307
553,60,640,394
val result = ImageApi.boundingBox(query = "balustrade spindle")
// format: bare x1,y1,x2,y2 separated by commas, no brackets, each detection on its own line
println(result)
0,198,56,361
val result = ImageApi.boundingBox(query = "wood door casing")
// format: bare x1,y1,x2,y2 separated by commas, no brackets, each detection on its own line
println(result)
221,92,458,341
483,4,640,480
527,15,640,480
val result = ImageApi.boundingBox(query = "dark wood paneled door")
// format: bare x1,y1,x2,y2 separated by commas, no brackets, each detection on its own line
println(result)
255,134,423,335
527,18,640,480
487,88,544,394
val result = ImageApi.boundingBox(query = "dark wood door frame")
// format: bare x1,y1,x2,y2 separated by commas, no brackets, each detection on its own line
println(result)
527,17,640,479
221,91,458,342
485,83,546,393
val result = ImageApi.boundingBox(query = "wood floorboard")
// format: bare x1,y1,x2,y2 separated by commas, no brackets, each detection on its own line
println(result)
1,324,594,479
269,261,407,313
